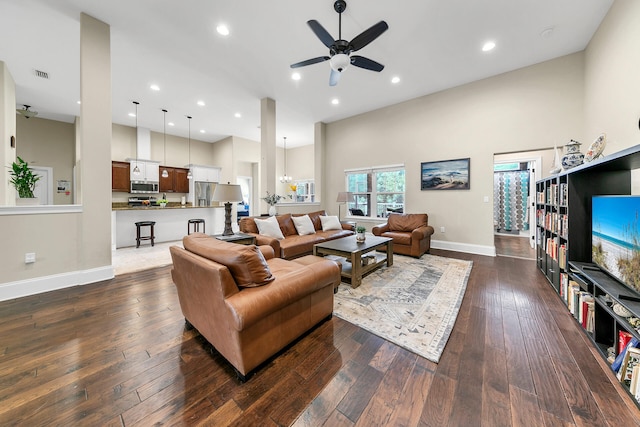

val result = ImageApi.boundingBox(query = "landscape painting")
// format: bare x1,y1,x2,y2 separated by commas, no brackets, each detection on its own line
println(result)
421,158,470,190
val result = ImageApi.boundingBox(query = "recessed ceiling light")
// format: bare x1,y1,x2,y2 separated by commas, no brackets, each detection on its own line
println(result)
331,98,339,105
216,24,229,36
128,113,136,117
391,76,400,84
150,84,160,91
234,113,242,118
77,100,81,104
197,100,205,107
482,41,496,52
200,129,205,133
291,72,301,81
168,122,175,127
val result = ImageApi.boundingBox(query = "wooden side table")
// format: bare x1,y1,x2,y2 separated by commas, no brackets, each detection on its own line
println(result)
213,232,256,245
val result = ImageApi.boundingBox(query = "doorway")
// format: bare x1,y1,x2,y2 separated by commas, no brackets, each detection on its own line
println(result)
493,153,542,259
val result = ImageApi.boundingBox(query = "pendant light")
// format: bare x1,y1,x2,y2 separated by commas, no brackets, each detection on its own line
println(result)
132,101,141,176
279,136,292,183
186,115,193,180
161,109,169,178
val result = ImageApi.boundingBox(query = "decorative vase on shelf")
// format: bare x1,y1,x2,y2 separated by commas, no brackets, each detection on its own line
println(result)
268,205,277,216
561,139,584,170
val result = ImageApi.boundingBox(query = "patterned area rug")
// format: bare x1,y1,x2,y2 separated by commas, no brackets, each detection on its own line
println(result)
333,254,473,363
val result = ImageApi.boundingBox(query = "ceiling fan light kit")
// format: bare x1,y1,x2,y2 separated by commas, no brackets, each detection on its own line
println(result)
290,0,388,86
17,104,38,119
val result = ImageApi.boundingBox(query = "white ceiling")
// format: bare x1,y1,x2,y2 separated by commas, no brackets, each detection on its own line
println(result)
0,0,613,148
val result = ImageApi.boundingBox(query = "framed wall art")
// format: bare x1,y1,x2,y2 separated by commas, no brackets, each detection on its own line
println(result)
421,158,470,190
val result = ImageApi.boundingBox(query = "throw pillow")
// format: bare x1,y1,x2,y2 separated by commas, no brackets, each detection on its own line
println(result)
320,215,342,231
182,234,275,288
255,216,285,240
292,215,316,235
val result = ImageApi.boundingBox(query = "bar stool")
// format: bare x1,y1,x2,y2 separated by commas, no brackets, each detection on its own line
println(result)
188,219,205,235
135,221,156,248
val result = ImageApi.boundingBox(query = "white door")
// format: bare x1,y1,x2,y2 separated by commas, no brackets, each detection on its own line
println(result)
32,166,53,205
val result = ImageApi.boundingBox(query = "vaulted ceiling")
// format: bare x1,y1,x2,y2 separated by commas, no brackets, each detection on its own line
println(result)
0,0,613,147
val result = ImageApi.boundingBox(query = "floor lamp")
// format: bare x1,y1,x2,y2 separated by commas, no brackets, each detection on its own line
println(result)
213,183,244,236
336,192,352,220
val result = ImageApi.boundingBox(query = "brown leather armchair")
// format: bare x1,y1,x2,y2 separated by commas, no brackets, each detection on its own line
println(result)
170,233,340,380
372,213,434,258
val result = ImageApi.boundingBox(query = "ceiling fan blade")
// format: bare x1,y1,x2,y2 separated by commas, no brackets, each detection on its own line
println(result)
290,56,330,68
307,20,335,48
329,69,341,86
350,55,384,72
349,21,389,52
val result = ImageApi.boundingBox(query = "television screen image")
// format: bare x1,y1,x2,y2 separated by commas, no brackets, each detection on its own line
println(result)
592,196,640,293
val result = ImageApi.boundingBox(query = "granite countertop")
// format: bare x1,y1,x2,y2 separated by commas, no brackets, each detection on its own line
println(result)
112,202,223,211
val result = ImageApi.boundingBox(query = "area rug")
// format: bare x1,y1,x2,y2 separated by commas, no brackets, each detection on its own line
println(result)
333,254,473,363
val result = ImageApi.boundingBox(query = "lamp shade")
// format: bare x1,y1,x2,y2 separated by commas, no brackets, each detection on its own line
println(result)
336,192,352,203
212,183,243,203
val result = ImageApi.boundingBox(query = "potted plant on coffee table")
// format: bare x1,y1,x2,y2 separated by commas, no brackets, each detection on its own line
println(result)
9,156,41,205
356,225,366,242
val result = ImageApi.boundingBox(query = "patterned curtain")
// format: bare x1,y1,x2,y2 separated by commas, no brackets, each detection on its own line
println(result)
493,171,529,232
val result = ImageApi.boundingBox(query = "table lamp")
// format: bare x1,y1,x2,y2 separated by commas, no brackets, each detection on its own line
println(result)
212,183,244,236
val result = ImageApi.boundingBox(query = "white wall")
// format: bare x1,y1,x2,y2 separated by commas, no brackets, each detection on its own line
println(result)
324,53,585,254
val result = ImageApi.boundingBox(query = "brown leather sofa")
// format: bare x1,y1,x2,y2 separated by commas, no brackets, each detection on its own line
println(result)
170,233,340,380
372,213,435,258
239,210,354,259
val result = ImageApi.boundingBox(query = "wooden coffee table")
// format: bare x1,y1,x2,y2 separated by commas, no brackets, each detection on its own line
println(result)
313,234,393,288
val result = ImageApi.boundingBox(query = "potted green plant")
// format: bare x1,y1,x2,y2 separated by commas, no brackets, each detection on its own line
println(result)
9,156,40,204
356,225,366,242
157,198,168,208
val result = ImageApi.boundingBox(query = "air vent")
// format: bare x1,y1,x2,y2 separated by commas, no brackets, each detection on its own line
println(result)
34,69,49,79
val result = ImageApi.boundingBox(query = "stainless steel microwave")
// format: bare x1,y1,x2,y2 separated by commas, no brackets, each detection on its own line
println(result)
130,181,159,194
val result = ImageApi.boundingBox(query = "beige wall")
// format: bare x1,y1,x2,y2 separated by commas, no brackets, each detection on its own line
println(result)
0,13,112,292
584,0,640,155
16,116,75,205
324,53,585,253
1,61,16,205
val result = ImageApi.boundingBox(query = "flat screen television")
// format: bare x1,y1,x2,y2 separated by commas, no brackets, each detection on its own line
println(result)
592,195,640,295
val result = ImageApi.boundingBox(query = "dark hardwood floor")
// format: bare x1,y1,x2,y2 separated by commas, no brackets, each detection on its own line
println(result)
1,249,639,426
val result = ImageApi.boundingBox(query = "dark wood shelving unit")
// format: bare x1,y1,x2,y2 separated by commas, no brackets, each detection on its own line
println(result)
536,144,640,407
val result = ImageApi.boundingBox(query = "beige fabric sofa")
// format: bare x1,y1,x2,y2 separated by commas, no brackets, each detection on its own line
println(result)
170,233,340,380
239,210,354,259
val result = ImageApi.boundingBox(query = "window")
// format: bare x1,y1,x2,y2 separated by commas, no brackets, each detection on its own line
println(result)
345,165,405,218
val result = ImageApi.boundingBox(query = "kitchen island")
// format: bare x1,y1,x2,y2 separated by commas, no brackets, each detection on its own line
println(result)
112,204,226,249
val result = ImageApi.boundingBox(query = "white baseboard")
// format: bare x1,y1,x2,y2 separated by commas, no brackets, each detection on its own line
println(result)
431,239,496,257
0,266,114,302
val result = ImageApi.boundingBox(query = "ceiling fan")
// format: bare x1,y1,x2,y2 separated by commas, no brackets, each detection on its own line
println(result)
290,0,389,86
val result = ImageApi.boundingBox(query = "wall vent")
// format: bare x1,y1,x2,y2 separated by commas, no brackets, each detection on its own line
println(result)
34,69,49,79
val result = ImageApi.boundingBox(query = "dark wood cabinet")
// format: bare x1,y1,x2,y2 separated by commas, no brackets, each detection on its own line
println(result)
536,144,640,408
159,166,190,193
112,161,130,192
174,168,190,193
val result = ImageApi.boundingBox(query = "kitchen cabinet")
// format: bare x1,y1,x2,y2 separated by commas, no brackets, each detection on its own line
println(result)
112,161,130,192
159,166,190,193
127,159,160,182
190,165,220,183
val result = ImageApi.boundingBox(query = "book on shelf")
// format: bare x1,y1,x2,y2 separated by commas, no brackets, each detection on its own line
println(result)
620,331,634,355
